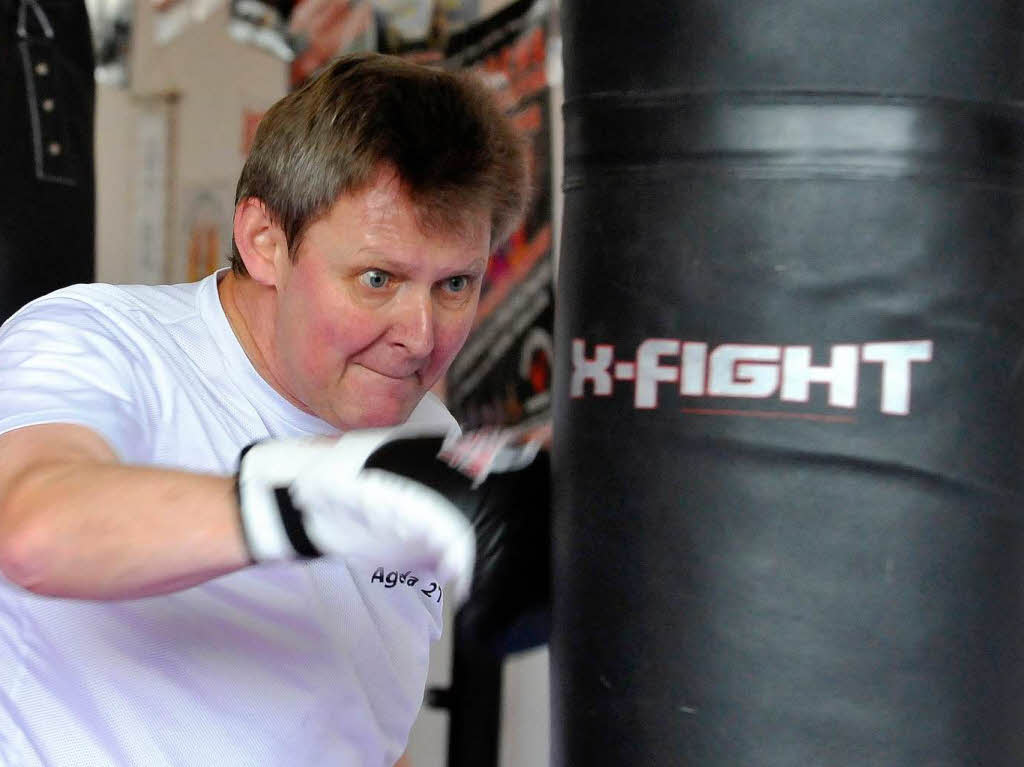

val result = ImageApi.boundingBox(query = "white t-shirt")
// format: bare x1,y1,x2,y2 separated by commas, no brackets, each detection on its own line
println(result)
0,271,458,767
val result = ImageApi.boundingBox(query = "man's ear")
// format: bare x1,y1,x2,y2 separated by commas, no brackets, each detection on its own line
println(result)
233,197,288,286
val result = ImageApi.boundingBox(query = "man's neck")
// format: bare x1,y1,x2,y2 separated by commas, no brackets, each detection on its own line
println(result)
217,271,307,413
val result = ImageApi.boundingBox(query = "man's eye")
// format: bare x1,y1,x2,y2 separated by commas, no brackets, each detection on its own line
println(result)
360,270,391,289
445,275,470,293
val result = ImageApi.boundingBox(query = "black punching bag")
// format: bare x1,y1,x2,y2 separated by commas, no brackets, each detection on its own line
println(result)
1,0,95,322
552,2,1024,765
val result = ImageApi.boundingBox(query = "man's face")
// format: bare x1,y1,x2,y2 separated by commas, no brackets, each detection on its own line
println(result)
268,173,490,430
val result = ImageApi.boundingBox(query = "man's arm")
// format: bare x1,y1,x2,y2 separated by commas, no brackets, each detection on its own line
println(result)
0,423,250,600
0,419,549,606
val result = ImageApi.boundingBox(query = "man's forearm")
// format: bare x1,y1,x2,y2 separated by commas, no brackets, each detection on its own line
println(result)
0,460,250,599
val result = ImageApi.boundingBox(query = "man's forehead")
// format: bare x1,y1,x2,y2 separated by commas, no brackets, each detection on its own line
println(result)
341,175,492,248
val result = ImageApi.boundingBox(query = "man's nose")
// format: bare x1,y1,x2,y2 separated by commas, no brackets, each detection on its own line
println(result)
391,289,435,358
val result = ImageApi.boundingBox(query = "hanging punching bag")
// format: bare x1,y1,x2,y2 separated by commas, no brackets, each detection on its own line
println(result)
552,2,1024,765
1,0,95,323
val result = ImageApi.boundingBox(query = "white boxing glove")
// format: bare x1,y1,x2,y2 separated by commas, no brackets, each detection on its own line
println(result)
234,423,476,602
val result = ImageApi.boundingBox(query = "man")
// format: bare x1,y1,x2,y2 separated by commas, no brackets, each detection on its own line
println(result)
0,53,530,766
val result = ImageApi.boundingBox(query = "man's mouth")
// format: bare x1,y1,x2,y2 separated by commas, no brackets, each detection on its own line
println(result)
363,365,421,384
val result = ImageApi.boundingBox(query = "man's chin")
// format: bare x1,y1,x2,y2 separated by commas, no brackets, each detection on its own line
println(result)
335,395,422,431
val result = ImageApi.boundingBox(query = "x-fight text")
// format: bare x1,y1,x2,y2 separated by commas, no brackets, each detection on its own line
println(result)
571,338,933,416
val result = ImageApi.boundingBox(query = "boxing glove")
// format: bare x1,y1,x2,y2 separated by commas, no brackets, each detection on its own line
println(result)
366,425,552,650
235,423,550,612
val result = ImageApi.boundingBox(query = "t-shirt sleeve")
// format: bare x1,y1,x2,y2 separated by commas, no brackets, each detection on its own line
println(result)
0,296,150,460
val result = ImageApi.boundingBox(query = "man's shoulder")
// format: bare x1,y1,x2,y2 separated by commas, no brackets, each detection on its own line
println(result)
7,280,200,324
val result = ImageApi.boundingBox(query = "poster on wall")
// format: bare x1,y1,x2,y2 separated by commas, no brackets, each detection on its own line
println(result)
228,1,489,86
440,0,555,430
287,0,377,84
133,109,169,284
228,0,378,86
374,0,480,56
370,0,431,52
231,0,378,80
228,0,305,60
180,184,235,282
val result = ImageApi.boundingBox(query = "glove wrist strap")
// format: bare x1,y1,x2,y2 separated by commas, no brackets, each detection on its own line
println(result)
273,487,323,558
236,441,322,562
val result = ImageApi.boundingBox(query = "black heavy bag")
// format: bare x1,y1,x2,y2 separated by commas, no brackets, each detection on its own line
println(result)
552,2,1024,765
1,0,95,323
